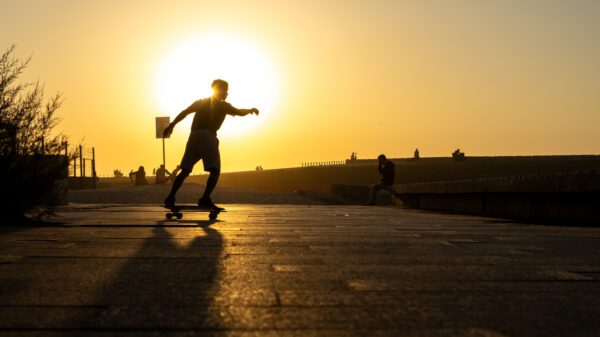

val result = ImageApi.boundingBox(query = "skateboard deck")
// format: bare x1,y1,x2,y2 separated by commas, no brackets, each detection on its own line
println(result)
162,204,226,220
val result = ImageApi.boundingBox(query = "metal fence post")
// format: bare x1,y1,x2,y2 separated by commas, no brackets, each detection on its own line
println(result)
79,145,83,187
92,147,97,189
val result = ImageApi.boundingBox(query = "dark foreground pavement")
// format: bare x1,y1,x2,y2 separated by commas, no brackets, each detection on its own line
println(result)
1,204,599,337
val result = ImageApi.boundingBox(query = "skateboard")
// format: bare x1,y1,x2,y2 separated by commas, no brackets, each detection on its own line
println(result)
162,204,226,220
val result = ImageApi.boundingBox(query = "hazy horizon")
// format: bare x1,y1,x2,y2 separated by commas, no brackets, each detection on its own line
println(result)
2,0,599,175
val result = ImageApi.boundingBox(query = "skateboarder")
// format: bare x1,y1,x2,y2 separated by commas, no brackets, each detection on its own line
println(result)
367,154,401,205
162,79,259,210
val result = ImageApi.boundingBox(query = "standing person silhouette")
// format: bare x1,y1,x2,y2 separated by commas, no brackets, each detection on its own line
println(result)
163,79,259,210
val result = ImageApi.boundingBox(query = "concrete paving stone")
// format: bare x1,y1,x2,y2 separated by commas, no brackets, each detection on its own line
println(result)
220,277,348,292
211,289,279,307
1,204,599,336
221,256,326,265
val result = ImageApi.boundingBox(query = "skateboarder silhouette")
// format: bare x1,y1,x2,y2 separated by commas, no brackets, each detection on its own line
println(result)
163,79,259,210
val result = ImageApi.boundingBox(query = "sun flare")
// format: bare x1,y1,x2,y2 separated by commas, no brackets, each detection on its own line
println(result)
155,34,278,137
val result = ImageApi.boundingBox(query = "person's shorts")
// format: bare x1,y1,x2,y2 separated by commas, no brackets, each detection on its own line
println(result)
180,129,220,172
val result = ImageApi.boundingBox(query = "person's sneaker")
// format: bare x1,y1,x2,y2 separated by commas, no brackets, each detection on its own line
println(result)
365,202,376,206
164,195,175,208
198,196,224,211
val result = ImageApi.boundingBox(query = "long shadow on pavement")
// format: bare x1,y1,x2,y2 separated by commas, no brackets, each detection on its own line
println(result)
73,221,223,331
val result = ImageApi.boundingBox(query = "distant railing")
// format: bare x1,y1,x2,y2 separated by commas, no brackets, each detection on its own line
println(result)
301,161,345,168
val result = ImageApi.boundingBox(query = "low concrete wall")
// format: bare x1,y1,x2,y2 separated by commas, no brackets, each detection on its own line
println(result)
395,170,600,194
395,171,600,224
333,171,600,224
51,177,69,206
0,155,69,209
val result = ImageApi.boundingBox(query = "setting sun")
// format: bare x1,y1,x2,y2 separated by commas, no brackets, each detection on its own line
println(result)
154,33,279,137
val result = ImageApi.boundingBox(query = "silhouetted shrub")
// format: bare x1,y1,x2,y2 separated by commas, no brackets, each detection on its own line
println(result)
113,169,124,178
0,45,69,220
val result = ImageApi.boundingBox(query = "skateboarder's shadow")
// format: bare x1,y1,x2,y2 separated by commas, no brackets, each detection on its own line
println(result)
75,223,224,329
157,219,223,226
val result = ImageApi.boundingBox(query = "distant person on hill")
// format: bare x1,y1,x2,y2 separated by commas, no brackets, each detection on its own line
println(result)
162,79,259,210
367,154,401,205
452,148,465,160
453,148,461,157
414,148,420,159
155,164,171,184
133,166,148,186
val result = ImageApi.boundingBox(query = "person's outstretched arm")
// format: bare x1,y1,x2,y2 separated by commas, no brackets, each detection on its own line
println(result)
229,107,259,117
163,107,194,137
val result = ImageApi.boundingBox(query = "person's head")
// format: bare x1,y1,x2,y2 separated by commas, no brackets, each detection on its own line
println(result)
138,166,145,172
211,79,229,100
160,164,165,169
378,154,386,164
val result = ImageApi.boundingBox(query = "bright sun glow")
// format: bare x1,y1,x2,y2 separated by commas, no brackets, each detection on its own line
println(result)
155,34,279,137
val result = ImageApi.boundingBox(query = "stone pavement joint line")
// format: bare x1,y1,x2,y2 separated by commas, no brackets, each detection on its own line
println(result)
1,204,599,336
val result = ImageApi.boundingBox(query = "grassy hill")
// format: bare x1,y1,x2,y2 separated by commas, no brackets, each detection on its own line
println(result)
183,155,600,193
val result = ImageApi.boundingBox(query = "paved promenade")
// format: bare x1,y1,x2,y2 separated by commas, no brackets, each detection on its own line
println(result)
1,205,599,336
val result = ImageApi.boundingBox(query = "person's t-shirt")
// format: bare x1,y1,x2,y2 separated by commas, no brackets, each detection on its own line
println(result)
379,160,395,185
187,97,237,133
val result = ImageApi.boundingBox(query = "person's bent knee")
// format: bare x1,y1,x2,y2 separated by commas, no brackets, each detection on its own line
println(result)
179,168,191,178
208,167,220,176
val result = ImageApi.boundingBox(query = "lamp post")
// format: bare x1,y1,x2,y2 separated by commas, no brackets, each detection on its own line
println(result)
156,117,171,168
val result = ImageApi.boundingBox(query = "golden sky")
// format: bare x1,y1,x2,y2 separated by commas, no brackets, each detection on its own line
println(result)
2,0,599,175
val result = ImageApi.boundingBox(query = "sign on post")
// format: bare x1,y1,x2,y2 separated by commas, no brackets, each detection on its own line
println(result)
156,117,170,167
155,117,170,138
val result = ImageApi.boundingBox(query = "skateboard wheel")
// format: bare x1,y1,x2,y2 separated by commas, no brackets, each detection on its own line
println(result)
166,213,173,219
209,212,218,220
176,213,183,219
